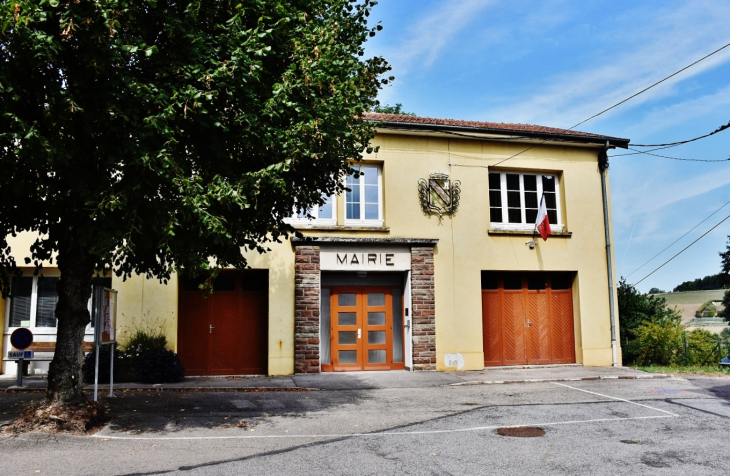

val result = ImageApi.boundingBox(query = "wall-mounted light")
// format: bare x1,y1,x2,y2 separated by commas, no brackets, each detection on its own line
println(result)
357,271,367,278
526,240,536,250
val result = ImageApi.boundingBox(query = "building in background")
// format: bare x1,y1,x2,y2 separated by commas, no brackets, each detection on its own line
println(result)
1,113,629,376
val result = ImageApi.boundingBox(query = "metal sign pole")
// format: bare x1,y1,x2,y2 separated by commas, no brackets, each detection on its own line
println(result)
16,357,23,387
109,343,115,397
93,286,101,402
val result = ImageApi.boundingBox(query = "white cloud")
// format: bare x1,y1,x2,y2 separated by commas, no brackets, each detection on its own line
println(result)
482,1,730,128
622,84,730,138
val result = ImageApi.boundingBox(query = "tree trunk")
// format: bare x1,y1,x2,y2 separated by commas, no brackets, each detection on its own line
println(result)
47,242,94,404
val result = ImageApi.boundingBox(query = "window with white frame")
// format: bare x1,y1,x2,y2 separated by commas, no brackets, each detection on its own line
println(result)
489,171,562,231
289,193,336,226
345,164,383,226
7,275,59,329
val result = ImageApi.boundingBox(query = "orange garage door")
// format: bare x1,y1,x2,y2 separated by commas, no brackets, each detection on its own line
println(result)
482,272,575,367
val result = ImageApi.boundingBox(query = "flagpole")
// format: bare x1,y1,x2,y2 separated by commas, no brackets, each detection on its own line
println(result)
531,194,544,244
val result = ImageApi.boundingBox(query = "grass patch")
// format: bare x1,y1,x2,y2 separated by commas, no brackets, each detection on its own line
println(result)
635,365,730,376
652,290,726,306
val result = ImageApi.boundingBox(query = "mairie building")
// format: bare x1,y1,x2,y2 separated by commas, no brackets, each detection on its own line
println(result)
1,113,630,376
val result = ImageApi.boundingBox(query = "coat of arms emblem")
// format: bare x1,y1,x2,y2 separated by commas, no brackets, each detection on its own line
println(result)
418,170,461,219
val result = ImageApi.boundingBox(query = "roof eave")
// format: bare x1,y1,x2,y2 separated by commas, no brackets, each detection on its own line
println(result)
369,119,631,149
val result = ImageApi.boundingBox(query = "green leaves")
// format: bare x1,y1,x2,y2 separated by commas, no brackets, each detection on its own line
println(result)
0,0,390,294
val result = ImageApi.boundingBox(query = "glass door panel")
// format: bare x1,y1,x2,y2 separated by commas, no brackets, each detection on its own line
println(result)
328,287,403,371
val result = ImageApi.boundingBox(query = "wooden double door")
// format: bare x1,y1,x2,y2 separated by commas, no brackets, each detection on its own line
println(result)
178,272,268,375
328,287,404,371
481,273,575,366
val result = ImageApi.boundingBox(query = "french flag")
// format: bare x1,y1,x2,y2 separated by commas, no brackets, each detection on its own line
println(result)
536,196,551,241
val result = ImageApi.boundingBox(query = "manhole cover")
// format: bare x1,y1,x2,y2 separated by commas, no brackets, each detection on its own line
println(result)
496,426,546,437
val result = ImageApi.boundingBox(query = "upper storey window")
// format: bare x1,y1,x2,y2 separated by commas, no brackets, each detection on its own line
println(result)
290,193,336,226
489,171,562,231
345,165,383,226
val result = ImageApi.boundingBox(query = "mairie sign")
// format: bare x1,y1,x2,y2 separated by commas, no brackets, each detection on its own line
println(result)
8,351,34,360
320,246,411,271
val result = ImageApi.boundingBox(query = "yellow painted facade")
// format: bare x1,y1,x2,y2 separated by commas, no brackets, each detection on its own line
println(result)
2,125,623,375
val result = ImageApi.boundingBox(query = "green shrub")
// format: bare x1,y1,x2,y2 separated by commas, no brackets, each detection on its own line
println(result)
634,319,683,366
684,329,720,365
134,347,185,383
82,346,135,384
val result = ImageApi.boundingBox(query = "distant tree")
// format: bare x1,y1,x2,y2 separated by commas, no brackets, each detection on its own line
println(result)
618,278,681,363
0,0,391,407
648,287,666,294
372,102,415,115
721,235,730,275
673,273,729,292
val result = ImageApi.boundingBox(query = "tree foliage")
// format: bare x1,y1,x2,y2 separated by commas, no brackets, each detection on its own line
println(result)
618,278,681,363
0,0,391,403
648,287,665,294
673,273,729,292
721,235,730,276
371,102,414,115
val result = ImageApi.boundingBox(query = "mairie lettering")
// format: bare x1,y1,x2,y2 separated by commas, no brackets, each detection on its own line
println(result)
335,253,395,266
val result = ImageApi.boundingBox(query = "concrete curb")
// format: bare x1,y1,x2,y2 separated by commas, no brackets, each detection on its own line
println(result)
447,374,671,386
2,386,313,393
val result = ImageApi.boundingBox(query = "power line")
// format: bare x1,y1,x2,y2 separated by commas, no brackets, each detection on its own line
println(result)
610,147,730,163
632,213,730,287
492,41,730,168
571,41,730,130
626,198,730,278
631,120,730,147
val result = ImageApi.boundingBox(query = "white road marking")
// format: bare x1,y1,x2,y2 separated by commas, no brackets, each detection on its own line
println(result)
90,416,675,441
550,382,679,416
86,382,681,441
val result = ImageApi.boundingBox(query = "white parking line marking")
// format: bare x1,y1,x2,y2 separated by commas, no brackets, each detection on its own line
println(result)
91,417,676,440
87,382,680,441
550,382,679,416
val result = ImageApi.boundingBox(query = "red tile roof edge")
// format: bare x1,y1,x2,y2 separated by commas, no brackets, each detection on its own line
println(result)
364,112,629,145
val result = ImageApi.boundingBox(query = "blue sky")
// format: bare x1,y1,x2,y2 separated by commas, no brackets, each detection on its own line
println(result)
364,0,730,293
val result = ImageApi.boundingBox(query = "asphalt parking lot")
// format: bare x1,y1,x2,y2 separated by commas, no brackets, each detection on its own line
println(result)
1,376,729,475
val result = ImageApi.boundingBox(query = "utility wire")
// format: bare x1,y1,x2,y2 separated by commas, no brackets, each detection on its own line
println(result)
626,198,730,278
491,41,730,168
611,147,730,162
631,120,730,147
571,42,730,130
632,213,730,287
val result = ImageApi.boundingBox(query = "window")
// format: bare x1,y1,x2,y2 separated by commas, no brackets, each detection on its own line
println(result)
489,171,562,231
288,192,336,226
346,164,382,226
7,275,59,329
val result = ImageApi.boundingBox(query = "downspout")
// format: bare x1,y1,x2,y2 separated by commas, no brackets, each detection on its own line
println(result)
599,142,618,367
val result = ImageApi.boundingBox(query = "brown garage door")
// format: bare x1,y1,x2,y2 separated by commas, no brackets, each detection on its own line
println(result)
178,271,268,375
482,272,575,367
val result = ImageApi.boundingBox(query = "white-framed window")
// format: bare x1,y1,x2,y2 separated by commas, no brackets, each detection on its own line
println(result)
6,274,60,331
488,171,563,231
5,272,106,335
345,164,383,226
288,192,336,226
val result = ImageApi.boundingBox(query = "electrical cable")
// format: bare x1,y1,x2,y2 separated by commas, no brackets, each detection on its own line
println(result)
631,213,730,287
625,198,730,278
492,42,730,167
571,41,730,130
631,120,730,147
610,147,730,162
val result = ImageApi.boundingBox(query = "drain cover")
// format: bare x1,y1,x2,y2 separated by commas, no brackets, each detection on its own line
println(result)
497,426,546,437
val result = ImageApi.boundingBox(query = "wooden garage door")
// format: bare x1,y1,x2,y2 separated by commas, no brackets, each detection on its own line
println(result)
481,272,575,367
178,271,268,376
